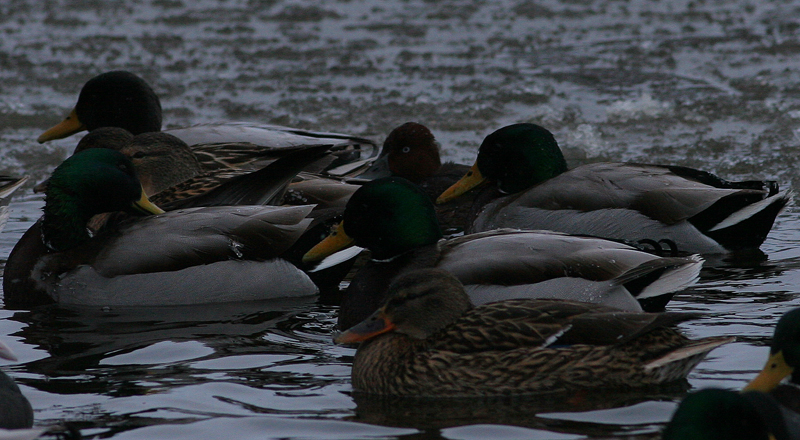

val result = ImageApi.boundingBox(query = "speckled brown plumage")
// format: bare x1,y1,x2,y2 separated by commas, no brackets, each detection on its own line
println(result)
148,168,249,205
339,269,732,397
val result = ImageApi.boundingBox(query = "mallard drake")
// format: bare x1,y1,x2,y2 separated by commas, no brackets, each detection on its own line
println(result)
0,341,33,430
436,123,790,254
662,388,800,440
36,71,378,172
335,269,732,397
302,177,704,330
3,148,319,308
744,307,800,413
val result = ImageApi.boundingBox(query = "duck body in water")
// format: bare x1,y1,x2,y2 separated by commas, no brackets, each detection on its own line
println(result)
304,177,705,330
437,123,790,254
337,269,732,397
3,149,318,308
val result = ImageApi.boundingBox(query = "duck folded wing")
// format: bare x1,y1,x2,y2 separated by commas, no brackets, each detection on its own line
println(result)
167,121,377,154
62,205,314,277
438,230,658,284
431,299,702,354
436,230,701,312
508,163,743,220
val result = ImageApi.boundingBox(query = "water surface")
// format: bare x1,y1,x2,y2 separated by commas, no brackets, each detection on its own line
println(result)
2,0,800,438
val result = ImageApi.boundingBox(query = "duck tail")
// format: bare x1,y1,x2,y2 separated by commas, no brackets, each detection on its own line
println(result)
0,175,28,201
613,255,703,312
643,336,734,383
694,189,791,250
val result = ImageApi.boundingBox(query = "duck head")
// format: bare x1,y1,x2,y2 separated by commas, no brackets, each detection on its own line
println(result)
437,123,566,203
336,269,472,343
43,148,164,251
663,389,783,440
303,177,443,262
38,71,162,142
746,308,800,392
359,122,442,182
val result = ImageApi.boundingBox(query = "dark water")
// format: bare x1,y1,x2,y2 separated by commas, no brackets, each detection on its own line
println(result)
2,0,800,438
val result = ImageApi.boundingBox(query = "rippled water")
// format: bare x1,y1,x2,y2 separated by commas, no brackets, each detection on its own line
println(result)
2,0,800,438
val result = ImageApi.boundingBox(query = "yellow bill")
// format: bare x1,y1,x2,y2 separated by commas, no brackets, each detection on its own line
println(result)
38,108,86,143
744,351,794,392
436,162,486,204
302,221,355,264
131,189,165,215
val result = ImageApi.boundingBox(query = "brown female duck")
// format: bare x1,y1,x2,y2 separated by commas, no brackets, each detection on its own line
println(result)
336,269,733,397
354,122,472,232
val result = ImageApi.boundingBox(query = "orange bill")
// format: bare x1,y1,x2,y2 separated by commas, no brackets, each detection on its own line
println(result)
38,108,86,143
744,351,794,392
436,162,486,204
302,221,355,264
334,309,395,344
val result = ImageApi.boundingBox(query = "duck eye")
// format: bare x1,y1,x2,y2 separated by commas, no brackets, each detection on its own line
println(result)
401,147,411,153
131,151,146,159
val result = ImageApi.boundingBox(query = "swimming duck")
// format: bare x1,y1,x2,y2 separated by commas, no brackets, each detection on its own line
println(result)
36,71,378,172
336,269,732,397
3,148,318,308
436,123,790,254
302,177,704,330
0,341,33,429
662,388,800,440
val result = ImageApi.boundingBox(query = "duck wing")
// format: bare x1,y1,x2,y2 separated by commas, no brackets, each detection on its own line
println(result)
476,163,789,252
501,163,746,222
436,230,701,311
168,122,378,173
157,144,332,209
48,205,315,277
431,299,700,354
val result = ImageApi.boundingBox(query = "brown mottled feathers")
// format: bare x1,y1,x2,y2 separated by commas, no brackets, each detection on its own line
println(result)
345,269,732,397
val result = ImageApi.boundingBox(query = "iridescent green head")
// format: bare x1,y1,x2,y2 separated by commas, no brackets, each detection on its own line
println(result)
663,389,776,440
342,177,442,259
476,123,566,194
437,123,566,204
303,177,442,263
43,148,164,251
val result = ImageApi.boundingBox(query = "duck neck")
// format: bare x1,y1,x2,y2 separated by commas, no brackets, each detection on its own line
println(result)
369,226,441,261
41,189,94,251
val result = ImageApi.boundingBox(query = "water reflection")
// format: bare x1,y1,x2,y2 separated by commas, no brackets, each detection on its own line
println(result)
9,297,336,389
352,385,687,438
6,0,800,438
